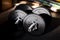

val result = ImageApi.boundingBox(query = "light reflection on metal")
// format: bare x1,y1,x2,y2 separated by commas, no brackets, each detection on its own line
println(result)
15,1,27,6
32,2,40,8
28,23,37,32
50,7,57,12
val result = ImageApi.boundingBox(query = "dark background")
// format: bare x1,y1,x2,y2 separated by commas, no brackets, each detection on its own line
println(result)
0,17,60,40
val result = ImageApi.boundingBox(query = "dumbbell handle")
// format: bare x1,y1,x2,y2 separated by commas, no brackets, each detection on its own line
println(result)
28,23,37,32
15,17,23,24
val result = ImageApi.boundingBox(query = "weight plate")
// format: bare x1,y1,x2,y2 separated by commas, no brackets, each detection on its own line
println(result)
23,14,45,35
32,7,50,16
15,4,32,11
14,10,27,20
8,10,26,37
15,4,32,13
9,10,27,24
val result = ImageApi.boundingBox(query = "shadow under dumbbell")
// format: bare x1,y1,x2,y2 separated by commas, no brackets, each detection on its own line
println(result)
0,20,26,40
0,15,60,40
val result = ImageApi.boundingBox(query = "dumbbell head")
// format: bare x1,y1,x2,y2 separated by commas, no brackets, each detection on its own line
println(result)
8,10,27,37
8,4,33,37
32,7,52,26
15,4,32,13
32,7,51,16
9,10,27,24
23,14,45,35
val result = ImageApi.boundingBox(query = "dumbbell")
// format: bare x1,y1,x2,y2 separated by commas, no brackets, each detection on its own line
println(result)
23,14,45,35
32,7,52,26
35,7,52,32
9,4,32,25
23,7,52,35
8,4,32,37
28,0,35,2
15,4,32,14
32,7,51,16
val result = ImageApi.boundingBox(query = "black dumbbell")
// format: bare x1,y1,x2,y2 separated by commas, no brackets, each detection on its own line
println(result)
8,10,27,39
15,4,32,14
9,4,32,26
8,4,32,37
32,7,51,16
32,7,52,27
23,7,52,35
23,14,45,35
8,4,33,30
28,0,35,2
